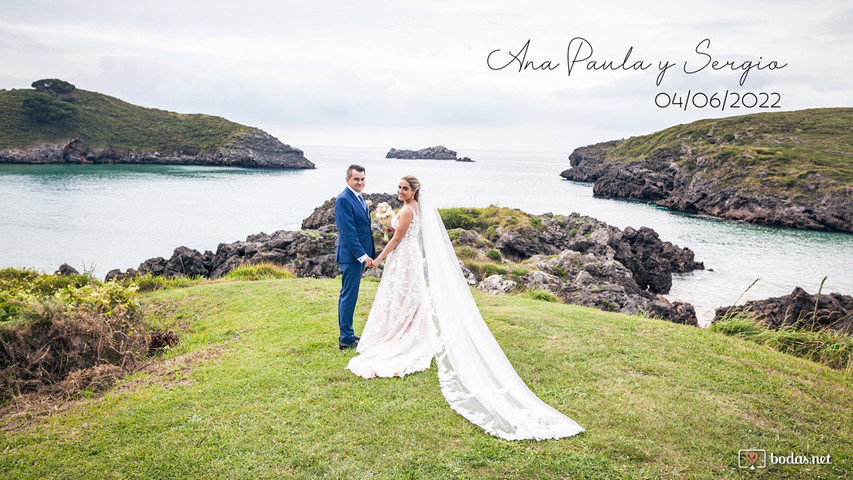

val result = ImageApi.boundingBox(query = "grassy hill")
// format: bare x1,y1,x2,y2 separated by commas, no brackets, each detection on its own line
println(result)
602,107,853,197
0,81,254,154
1,278,850,479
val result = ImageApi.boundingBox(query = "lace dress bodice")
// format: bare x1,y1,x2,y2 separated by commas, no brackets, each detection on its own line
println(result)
391,207,420,238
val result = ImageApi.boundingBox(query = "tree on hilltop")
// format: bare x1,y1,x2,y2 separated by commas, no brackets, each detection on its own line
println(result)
32,78,76,99
21,79,78,125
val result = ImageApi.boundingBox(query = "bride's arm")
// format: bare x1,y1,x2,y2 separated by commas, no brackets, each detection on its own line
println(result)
374,207,413,264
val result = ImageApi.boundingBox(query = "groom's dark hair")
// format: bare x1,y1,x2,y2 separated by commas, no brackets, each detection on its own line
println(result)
346,164,366,179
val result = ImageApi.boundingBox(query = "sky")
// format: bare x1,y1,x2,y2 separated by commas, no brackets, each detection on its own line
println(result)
1,0,851,152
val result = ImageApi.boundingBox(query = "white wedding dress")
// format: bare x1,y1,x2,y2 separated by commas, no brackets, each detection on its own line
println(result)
347,207,435,378
347,196,584,441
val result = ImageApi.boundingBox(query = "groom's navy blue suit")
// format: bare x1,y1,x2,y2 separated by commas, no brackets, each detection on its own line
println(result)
335,187,376,344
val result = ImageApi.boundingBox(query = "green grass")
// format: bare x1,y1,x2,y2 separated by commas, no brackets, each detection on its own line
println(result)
122,273,208,293
1,278,851,479
0,85,255,153
440,206,531,231
711,315,853,371
223,261,296,281
600,107,853,197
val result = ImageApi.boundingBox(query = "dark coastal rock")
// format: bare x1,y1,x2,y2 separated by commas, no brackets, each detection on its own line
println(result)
109,228,339,281
386,146,463,160
454,210,704,324
106,196,703,326
561,141,853,232
163,246,211,278
55,263,80,276
715,287,853,334
291,253,339,278
137,257,167,277
301,193,403,230
0,131,315,170
105,268,136,282
492,212,702,295
648,297,699,326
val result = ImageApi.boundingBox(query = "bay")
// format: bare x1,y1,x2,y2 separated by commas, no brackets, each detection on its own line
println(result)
1,145,851,326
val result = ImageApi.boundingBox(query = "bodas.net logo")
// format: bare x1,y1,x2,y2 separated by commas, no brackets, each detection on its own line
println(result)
739,449,766,469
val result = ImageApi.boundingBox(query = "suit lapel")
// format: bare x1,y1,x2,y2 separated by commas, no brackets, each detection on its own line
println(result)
345,188,369,220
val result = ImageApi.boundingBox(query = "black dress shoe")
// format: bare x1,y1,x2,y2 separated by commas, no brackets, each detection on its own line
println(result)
353,335,361,341
339,340,358,350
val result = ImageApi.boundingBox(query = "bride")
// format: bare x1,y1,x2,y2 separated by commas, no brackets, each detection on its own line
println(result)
346,175,584,441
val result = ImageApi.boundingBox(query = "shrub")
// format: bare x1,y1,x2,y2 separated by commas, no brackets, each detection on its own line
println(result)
455,246,479,260
446,228,465,242
0,269,155,401
464,262,508,280
54,281,140,317
529,290,557,302
124,274,204,292
0,268,179,402
510,267,529,277
440,208,480,230
711,315,853,371
21,92,77,124
529,217,544,231
598,299,618,312
1,267,94,321
225,261,295,281
485,225,498,241
485,249,502,261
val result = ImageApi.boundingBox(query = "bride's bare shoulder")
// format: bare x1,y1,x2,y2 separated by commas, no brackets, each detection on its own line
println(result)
408,202,420,217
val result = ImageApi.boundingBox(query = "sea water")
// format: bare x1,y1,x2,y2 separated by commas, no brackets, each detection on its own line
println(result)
2,146,851,326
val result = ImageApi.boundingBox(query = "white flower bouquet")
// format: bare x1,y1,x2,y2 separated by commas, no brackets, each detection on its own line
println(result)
374,202,394,240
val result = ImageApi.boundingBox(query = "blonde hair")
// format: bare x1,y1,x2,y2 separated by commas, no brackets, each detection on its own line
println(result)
402,175,421,201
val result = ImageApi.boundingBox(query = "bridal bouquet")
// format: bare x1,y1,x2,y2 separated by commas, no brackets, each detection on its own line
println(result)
374,202,394,240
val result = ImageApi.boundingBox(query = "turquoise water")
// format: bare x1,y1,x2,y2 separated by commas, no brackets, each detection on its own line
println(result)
2,146,851,325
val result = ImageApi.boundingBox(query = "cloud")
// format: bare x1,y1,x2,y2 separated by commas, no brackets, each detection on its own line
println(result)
1,1,851,150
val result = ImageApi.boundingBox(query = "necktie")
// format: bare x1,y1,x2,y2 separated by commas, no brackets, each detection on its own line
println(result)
357,194,367,212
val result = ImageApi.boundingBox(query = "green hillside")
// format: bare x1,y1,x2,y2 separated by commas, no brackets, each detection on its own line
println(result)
604,108,853,197
2,278,850,479
0,79,254,154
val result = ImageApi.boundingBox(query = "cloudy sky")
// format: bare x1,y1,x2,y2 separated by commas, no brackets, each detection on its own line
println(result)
1,0,851,152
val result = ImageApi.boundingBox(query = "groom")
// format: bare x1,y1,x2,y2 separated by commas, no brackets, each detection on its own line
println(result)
334,164,376,350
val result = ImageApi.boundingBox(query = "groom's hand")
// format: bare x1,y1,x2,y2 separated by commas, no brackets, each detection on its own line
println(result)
364,258,375,269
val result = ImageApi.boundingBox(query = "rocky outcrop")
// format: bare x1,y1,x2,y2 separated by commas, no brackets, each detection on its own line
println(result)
561,142,853,232
386,146,473,162
105,230,338,282
477,212,702,325
55,263,80,276
491,213,702,294
301,193,403,231
105,198,702,325
0,130,315,169
715,287,853,334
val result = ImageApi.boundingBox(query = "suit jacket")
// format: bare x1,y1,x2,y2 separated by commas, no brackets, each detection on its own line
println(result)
334,188,376,263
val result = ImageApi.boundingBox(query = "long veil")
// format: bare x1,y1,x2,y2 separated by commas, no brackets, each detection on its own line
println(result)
419,192,584,440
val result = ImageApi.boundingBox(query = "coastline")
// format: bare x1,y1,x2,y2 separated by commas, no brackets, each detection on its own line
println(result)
2,146,852,329
0,131,315,170
559,109,853,233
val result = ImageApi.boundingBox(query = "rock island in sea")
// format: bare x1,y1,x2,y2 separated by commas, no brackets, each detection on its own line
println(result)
386,145,473,162
0,79,314,169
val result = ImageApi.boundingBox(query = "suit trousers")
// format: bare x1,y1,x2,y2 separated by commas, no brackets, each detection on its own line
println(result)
338,261,364,343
